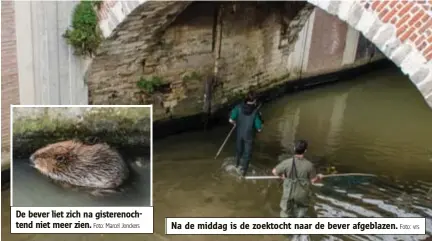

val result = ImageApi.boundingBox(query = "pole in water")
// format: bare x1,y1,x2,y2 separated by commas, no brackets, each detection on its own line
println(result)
244,176,280,180
214,103,261,159
214,125,236,159
244,173,377,180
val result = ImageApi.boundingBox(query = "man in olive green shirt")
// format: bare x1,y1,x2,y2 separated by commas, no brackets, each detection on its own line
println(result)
272,140,322,218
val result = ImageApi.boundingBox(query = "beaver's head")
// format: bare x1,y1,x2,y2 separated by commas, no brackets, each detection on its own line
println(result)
30,140,129,190
30,140,81,177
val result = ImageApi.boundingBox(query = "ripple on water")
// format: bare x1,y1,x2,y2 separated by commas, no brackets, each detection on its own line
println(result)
312,178,432,241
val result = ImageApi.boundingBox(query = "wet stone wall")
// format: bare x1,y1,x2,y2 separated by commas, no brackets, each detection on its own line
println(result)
11,107,151,159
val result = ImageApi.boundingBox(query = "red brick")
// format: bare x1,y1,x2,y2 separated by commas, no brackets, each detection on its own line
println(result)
415,36,426,46
379,8,390,19
376,1,389,12
388,1,398,8
398,2,414,16
421,14,429,22
409,33,418,42
396,25,408,37
382,8,398,23
400,27,415,41
410,6,420,14
415,21,422,28
423,45,432,56
371,1,380,10
390,16,398,24
419,19,432,33
396,14,410,28
408,12,425,25
395,2,404,10
425,52,432,61
419,41,428,51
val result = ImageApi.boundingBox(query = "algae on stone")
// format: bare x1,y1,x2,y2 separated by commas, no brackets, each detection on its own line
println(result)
12,107,151,159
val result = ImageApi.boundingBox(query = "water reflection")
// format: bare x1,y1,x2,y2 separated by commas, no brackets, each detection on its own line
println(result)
3,67,432,241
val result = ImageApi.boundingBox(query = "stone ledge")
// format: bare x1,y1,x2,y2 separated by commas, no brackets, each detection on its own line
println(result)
12,107,151,159
153,58,394,139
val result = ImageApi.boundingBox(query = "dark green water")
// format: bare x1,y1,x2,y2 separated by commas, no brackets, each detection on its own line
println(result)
2,67,432,241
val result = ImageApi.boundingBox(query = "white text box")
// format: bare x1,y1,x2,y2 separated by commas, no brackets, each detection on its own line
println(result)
165,217,426,235
11,206,154,234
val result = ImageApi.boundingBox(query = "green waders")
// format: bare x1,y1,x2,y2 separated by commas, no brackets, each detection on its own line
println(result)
280,156,311,218
235,103,260,176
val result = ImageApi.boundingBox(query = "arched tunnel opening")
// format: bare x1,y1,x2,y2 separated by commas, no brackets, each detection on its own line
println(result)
87,1,398,138
85,3,432,217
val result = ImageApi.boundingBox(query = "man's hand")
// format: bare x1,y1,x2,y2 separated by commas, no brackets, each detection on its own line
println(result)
311,173,323,184
257,129,262,132
272,168,285,179
229,119,236,126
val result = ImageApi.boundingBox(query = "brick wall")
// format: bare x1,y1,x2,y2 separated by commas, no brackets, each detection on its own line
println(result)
362,0,432,61
1,1,20,152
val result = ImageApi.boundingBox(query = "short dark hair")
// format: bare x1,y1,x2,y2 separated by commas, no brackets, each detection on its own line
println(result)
245,91,257,102
294,140,308,155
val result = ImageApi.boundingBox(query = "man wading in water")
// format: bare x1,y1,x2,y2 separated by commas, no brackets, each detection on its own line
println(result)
272,140,322,218
229,91,263,177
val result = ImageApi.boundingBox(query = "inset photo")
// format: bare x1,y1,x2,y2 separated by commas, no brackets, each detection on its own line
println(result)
10,105,152,207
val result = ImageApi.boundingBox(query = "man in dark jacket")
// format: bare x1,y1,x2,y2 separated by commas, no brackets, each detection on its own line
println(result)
229,91,263,177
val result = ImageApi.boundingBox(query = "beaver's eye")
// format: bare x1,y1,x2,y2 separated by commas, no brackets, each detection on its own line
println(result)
55,155,67,163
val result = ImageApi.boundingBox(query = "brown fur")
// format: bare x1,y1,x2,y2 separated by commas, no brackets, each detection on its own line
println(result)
30,140,129,195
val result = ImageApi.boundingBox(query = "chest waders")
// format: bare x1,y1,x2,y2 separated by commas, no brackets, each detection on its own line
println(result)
235,104,260,176
280,155,310,218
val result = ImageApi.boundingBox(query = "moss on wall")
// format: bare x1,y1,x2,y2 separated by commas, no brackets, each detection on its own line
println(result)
12,107,151,159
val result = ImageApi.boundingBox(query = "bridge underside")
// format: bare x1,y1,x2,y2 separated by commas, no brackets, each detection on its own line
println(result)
87,0,432,117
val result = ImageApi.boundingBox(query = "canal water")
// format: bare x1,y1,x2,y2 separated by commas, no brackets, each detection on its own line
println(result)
2,66,432,241
12,154,151,207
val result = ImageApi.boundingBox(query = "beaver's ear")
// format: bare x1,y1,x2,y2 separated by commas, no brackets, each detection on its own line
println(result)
55,154,68,163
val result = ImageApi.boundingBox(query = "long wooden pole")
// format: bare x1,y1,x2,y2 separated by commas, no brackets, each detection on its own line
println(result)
243,173,377,180
214,125,236,159
214,103,262,160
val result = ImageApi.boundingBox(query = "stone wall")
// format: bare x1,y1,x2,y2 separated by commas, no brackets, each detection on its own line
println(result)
93,0,432,110
11,107,151,160
88,2,315,121
1,1,20,153
306,9,349,76
88,2,389,124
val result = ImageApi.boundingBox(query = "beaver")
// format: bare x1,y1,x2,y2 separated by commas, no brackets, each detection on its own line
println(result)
29,140,129,195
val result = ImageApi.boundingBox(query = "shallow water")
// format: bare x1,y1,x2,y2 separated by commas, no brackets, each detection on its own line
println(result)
3,67,432,241
12,155,151,207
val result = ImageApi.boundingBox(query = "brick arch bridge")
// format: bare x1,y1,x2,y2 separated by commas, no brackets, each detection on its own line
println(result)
88,0,432,109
